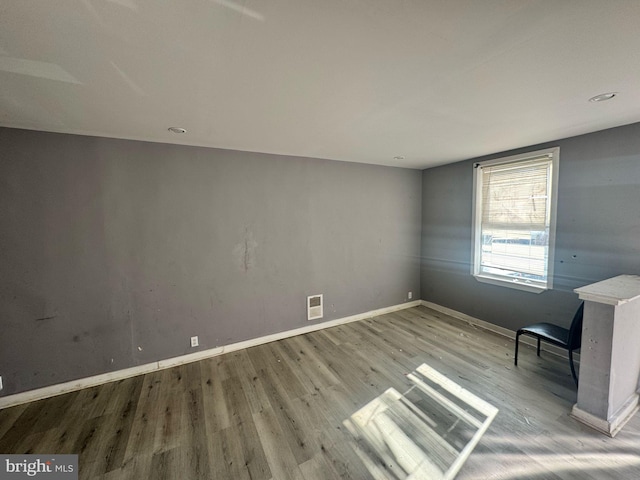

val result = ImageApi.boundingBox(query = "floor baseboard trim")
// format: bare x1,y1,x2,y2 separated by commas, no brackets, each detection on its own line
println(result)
571,394,639,438
419,300,573,360
0,300,421,410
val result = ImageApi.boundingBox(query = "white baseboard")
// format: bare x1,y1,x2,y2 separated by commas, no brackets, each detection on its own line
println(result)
0,300,421,410
571,393,639,437
419,300,574,360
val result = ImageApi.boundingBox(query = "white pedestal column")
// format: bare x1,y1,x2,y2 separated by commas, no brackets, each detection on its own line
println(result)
571,275,640,437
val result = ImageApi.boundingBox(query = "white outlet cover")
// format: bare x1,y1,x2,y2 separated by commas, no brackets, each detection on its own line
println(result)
0,376,3,391
408,292,413,299
191,336,199,347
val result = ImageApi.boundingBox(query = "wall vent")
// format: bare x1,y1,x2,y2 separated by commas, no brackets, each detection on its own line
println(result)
307,294,323,321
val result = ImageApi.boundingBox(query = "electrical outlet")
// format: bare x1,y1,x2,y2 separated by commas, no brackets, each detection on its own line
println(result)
408,291,413,300
0,376,3,391
190,336,199,348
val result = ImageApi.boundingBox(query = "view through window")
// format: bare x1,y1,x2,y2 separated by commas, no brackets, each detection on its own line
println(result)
472,147,559,292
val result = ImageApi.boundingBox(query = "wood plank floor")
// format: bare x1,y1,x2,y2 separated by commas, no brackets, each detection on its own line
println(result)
1,305,639,479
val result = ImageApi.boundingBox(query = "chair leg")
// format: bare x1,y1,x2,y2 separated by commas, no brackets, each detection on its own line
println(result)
536,338,541,357
569,349,578,386
514,333,520,366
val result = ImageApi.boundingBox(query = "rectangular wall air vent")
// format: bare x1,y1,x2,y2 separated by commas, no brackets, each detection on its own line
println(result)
307,294,323,321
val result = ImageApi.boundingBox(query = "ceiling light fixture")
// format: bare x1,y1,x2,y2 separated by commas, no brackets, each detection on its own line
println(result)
588,92,617,103
393,156,405,161
168,127,187,133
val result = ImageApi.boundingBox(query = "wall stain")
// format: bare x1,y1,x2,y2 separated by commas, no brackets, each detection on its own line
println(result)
232,227,258,272
34,315,56,322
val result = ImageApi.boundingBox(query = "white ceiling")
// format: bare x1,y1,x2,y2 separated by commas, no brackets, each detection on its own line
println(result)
1,0,640,169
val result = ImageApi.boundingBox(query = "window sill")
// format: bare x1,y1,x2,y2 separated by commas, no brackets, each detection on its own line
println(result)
473,274,548,294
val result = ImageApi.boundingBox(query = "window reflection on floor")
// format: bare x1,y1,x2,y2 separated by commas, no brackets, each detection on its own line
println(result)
344,364,498,480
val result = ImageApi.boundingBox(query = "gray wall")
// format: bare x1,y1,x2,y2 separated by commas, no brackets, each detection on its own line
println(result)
5,120,640,396
0,127,422,396
421,122,640,331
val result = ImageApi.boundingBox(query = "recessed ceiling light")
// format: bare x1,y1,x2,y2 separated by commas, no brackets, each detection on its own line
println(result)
393,156,405,160
588,92,617,103
168,127,187,133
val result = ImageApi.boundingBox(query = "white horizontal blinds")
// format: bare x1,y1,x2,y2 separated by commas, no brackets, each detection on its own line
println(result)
478,155,553,280
480,156,552,231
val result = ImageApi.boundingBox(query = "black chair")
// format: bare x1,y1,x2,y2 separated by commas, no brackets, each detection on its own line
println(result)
514,303,584,385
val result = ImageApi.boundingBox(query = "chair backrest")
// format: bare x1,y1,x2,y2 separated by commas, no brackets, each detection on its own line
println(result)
568,302,584,350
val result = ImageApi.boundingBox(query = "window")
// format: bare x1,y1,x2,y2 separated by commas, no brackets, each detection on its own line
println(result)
471,147,559,293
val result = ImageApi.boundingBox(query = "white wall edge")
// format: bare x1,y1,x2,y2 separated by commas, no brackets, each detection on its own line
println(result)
0,362,160,411
570,405,612,436
570,396,639,438
572,392,639,437
0,300,421,410
420,300,575,360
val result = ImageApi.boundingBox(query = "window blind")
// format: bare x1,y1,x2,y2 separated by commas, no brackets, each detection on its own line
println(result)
472,147,558,292
480,156,551,231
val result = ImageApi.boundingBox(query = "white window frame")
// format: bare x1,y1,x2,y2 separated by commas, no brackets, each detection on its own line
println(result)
471,147,559,294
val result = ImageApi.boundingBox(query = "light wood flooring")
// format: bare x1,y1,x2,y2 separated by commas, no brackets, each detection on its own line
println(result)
1,305,639,479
